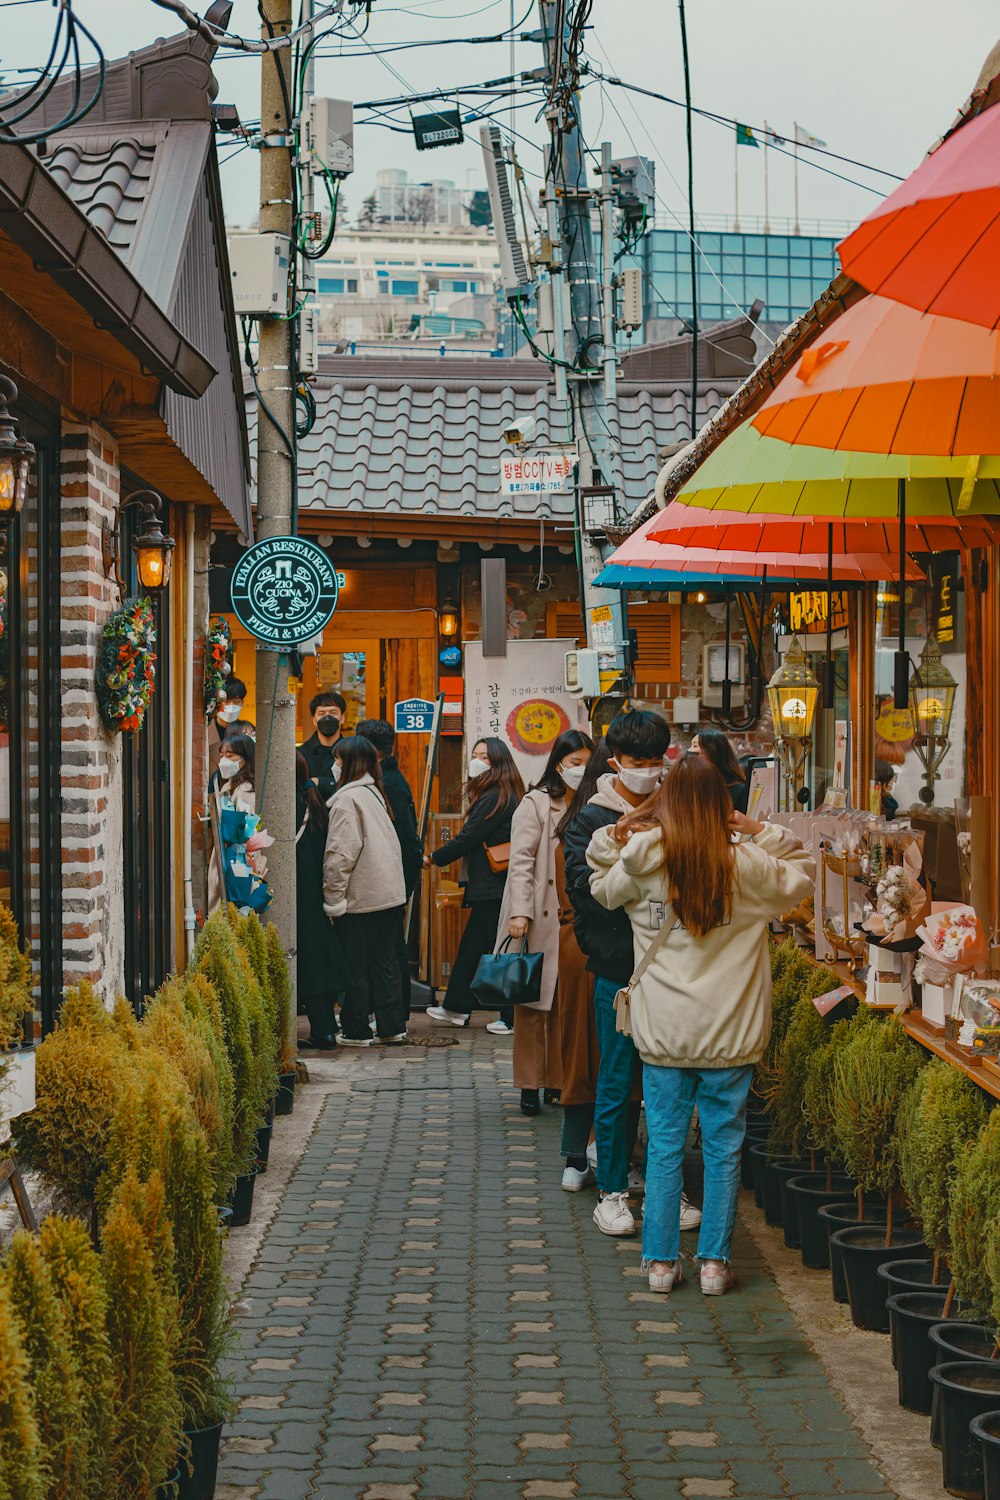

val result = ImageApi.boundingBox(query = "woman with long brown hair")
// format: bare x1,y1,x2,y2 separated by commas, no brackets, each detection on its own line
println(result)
689,728,749,813
588,756,813,1297
426,737,524,1027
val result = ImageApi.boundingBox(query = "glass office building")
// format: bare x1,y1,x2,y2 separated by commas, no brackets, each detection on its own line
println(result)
639,228,840,329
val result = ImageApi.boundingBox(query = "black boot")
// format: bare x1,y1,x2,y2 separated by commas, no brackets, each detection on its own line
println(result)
543,1089,561,1106
520,1089,541,1117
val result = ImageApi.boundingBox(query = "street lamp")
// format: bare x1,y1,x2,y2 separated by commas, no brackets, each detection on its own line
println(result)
102,489,176,592
767,636,820,804
0,376,35,515
908,634,957,805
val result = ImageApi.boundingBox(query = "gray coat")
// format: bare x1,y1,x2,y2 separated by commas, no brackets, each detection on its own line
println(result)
496,787,564,1012
322,775,406,919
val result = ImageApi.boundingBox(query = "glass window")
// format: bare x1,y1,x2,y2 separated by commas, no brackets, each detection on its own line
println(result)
699,234,721,254
742,235,766,253
392,279,419,296
790,277,813,303
789,239,810,258
746,256,767,275
318,277,345,294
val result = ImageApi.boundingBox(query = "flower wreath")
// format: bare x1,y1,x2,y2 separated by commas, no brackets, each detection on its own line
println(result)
204,614,233,719
96,596,157,734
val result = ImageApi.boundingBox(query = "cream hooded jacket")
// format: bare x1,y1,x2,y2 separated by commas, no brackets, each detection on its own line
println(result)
587,822,815,1069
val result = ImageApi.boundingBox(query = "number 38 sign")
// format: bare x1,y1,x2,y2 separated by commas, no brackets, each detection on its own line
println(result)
394,697,436,733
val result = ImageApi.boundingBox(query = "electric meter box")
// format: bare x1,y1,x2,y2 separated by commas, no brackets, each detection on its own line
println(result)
565,648,601,696
227,233,288,316
702,642,747,708
308,97,354,177
299,304,319,374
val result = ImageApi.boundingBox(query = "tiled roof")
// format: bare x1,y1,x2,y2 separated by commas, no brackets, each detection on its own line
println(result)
291,357,736,523
44,131,161,260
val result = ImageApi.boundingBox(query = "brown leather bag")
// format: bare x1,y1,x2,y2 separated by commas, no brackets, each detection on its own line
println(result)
483,841,511,874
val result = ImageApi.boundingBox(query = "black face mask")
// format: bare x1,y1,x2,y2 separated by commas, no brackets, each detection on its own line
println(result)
318,715,341,737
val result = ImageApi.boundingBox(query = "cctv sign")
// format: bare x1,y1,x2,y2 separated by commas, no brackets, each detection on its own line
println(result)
500,450,576,497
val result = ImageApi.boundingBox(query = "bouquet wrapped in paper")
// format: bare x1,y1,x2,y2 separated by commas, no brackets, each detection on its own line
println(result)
916,904,987,976
862,842,926,943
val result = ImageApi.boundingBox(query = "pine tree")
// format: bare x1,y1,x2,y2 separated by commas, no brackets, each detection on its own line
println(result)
0,1271,45,1500
194,912,259,1174
948,1107,1000,1322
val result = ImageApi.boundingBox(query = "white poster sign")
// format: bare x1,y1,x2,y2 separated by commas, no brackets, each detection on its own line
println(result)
464,639,590,787
499,450,575,497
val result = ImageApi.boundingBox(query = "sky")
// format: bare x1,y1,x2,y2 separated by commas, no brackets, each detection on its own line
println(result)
2,0,999,238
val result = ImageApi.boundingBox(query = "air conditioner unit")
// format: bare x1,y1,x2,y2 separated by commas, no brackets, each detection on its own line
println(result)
227,233,288,316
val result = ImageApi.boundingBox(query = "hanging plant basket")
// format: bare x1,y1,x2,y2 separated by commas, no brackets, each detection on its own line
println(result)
204,614,232,719
96,596,157,733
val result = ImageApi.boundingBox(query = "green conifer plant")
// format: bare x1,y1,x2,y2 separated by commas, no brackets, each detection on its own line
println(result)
0,1271,45,1500
193,913,260,1174
897,1061,988,1306
831,1014,925,1244
38,1217,115,1500
5,1231,87,1500
948,1106,1000,1324
265,922,295,1071
802,1009,871,1191
0,903,33,1054
764,997,831,1159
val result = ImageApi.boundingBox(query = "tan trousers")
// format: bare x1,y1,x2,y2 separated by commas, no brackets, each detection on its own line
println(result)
513,996,563,1091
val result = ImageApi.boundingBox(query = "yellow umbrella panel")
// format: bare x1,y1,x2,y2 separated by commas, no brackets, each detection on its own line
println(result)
673,421,1000,517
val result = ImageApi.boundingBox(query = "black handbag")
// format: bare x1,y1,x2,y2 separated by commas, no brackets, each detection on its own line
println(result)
471,936,544,1008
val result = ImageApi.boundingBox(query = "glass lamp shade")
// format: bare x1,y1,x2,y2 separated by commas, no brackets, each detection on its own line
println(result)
0,447,28,513
908,635,957,739
766,636,820,741
133,529,175,591
439,599,459,638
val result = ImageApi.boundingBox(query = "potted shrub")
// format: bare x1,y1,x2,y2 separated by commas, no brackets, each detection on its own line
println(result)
789,1013,868,1270
947,1106,1000,1326
4,1231,87,1499
829,1016,927,1331
762,995,841,1247
194,913,261,1182
0,902,35,1130
0,1272,45,1497
103,1172,183,1499
39,1216,115,1498
266,923,297,1115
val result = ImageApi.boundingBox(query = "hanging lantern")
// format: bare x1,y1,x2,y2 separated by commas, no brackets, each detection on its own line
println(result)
908,634,957,804
438,597,459,638
767,636,820,801
0,376,34,514
102,489,175,593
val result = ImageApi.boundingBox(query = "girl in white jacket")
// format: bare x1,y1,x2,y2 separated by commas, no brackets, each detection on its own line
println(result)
588,755,814,1297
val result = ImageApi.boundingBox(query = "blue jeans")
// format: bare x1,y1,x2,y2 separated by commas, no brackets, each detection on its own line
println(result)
593,975,638,1194
642,1061,753,1263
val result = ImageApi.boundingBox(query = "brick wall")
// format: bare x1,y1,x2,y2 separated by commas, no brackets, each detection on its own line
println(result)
58,423,125,998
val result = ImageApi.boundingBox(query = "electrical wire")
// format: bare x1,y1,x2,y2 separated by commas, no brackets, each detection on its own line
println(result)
0,0,105,145
147,0,369,55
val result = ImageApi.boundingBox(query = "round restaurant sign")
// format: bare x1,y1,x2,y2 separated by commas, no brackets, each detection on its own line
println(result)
230,535,338,646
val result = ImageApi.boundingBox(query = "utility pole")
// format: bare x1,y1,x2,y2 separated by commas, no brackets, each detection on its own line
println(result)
256,0,298,1020
537,1,625,677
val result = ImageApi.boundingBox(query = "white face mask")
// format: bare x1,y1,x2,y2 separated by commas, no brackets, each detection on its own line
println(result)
219,756,241,781
559,763,586,791
218,702,242,724
331,761,343,785
468,756,490,780
614,764,662,796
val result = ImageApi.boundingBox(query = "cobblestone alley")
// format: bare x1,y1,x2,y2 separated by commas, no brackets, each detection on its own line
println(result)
215,1021,919,1500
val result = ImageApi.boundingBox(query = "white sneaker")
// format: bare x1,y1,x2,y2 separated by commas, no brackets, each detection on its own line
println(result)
379,1033,409,1045
645,1255,684,1294
485,1019,513,1035
699,1258,734,1296
586,1140,598,1170
561,1164,596,1193
425,1006,470,1027
338,1034,375,1048
593,1191,636,1237
680,1194,703,1231
628,1168,646,1196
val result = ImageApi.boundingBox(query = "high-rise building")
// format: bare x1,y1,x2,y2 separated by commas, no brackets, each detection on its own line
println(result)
374,169,468,228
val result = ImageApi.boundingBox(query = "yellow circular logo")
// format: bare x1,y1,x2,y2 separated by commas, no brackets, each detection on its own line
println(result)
875,704,915,743
506,698,570,755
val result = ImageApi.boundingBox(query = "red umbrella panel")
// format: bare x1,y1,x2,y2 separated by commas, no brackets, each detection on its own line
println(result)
646,500,1000,554
838,104,1000,329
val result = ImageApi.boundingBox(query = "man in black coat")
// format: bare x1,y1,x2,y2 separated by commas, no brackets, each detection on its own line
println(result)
299,690,346,800
357,719,424,1013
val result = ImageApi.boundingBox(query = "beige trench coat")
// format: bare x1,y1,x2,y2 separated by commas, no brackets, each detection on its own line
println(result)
496,787,563,1012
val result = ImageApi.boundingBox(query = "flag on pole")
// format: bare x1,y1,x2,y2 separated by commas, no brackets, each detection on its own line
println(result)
735,123,759,148
794,123,828,148
766,127,787,147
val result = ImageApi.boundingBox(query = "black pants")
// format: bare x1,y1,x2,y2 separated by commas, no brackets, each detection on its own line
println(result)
336,906,407,1040
442,899,502,1017
395,909,412,1018
302,991,337,1043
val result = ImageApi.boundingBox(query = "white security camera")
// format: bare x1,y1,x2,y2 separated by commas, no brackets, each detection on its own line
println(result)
503,413,537,447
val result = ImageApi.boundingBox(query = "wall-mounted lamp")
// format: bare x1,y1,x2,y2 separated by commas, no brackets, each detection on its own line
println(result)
102,489,176,592
766,636,819,803
908,634,957,805
438,597,459,639
0,376,35,514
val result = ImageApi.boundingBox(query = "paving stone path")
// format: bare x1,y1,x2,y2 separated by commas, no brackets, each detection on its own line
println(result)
217,1027,895,1500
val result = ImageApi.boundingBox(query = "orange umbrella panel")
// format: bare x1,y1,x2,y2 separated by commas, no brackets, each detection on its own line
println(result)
645,499,1000,555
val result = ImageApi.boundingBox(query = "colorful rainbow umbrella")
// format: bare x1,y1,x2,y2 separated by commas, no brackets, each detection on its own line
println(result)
838,104,1000,329
646,495,1000,553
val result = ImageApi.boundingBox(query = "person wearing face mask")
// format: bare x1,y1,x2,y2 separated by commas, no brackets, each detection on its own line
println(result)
208,677,254,791
300,691,347,800
497,729,593,1114
564,709,702,1241
425,737,524,1027
208,732,256,912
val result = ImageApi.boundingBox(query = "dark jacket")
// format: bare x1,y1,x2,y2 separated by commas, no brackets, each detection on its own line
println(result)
431,789,516,905
300,730,341,801
563,800,634,985
295,788,348,997
727,777,750,815
380,754,423,898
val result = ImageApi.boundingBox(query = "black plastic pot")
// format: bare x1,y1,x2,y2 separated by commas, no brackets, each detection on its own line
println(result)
929,1362,1000,1499
786,1173,857,1270
178,1422,224,1500
831,1224,928,1333
886,1291,950,1413
818,1198,912,1304
878,1259,951,1348
274,1070,296,1116
749,1140,789,1212
970,1412,1000,1500
254,1121,273,1172
930,1325,999,1450
156,1469,180,1500
761,1153,810,1228
215,1205,233,1236
773,1157,818,1248
227,1164,260,1228
741,1121,771,1191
